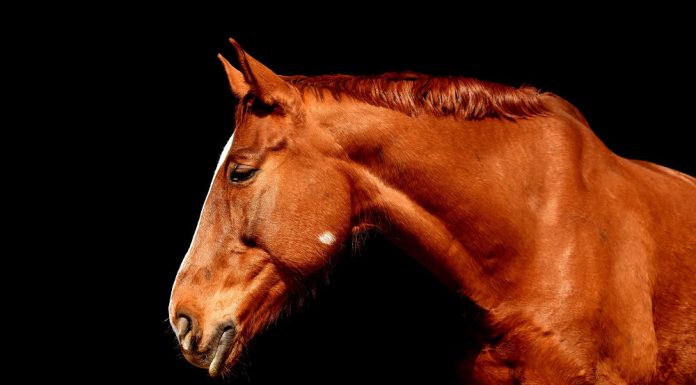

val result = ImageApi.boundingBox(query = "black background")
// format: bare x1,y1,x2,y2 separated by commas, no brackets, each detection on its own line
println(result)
66,5,694,384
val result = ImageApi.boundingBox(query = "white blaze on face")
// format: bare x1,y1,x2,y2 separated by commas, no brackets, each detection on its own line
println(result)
215,133,235,174
318,231,336,245
170,133,236,317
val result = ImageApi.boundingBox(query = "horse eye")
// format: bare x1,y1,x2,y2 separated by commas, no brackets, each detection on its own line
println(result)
229,164,258,183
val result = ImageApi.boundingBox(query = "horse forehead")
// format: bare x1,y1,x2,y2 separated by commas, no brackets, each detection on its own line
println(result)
230,126,259,147
232,116,291,151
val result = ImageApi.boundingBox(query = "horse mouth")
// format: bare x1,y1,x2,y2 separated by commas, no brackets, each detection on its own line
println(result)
208,328,236,377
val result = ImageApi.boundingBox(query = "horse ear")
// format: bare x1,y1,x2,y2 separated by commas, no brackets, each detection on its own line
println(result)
217,54,250,99
228,38,300,111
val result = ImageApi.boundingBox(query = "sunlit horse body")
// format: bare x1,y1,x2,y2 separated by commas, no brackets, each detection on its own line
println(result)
169,39,696,384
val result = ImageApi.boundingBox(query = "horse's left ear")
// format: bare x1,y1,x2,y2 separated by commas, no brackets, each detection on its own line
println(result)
227,38,301,112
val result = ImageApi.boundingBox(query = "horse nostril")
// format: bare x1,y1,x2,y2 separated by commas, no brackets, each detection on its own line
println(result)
176,315,194,351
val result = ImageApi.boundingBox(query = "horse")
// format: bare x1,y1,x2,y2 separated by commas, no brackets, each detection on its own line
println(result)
169,38,696,384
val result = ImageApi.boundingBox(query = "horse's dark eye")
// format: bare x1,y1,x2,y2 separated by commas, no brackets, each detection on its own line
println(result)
229,164,258,183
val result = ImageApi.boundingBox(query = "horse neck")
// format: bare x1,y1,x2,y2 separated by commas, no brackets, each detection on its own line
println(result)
315,97,594,309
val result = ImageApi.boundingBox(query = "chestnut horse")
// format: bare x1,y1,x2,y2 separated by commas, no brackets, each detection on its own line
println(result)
169,39,696,384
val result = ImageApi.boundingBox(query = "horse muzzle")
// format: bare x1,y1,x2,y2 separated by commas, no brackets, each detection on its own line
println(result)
174,315,237,377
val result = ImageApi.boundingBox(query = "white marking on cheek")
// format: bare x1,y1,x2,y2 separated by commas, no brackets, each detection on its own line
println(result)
318,231,336,245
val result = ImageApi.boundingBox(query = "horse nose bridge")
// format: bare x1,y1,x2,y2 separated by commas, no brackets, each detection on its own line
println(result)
170,257,229,323
179,242,250,287
172,245,224,291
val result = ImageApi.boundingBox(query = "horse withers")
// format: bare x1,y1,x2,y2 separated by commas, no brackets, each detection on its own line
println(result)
169,39,696,384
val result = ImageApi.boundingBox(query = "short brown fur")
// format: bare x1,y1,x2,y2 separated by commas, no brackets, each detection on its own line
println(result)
170,39,696,384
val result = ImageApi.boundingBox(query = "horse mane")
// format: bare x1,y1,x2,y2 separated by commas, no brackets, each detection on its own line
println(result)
283,72,548,120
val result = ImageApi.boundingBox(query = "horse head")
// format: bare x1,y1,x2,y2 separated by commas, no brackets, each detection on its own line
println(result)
169,39,353,376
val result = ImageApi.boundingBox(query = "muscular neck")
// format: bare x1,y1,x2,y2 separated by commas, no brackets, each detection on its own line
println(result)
349,166,503,308
313,101,561,310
